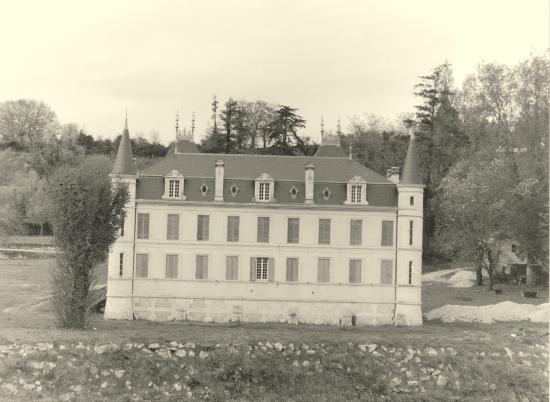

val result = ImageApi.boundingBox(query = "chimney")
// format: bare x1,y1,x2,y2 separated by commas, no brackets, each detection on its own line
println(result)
386,166,400,184
214,160,224,201
305,162,315,204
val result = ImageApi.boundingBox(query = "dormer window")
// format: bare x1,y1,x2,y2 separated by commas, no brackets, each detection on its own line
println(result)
345,176,368,205
162,170,185,200
169,180,180,198
259,182,270,201
254,173,274,203
351,185,362,203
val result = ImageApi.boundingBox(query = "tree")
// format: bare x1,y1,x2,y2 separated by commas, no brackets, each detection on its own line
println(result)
48,156,128,328
267,106,306,153
0,99,59,151
346,114,410,175
241,100,277,149
438,157,517,289
221,98,239,153
26,178,50,235
28,126,85,177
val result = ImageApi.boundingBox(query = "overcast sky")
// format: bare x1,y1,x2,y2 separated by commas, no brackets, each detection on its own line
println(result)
0,0,547,144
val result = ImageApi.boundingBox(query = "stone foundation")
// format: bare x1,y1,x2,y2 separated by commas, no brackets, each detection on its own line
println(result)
105,296,422,326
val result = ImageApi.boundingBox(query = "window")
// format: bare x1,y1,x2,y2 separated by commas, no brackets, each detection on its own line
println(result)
257,217,270,243
351,185,362,203
197,215,209,241
226,256,239,280
229,184,239,197
166,255,178,279
200,184,209,196
137,213,149,239
227,216,240,242
254,173,274,202
162,170,185,200
409,196,414,206
318,258,330,283
322,187,331,200
289,186,299,199
169,179,180,198
350,220,362,245
259,182,270,201
380,260,393,284
409,220,414,246
119,253,124,277
136,254,148,278
167,214,179,240
120,215,124,237
287,218,300,244
346,176,367,205
255,257,268,280
319,219,331,245
286,258,299,282
381,220,393,246
196,255,208,279
408,261,413,285
349,259,362,283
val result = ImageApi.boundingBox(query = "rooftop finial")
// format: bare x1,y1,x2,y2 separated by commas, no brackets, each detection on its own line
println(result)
124,109,128,131
212,95,218,134
320,116,325,138
348,136,353,160
175,111,180,136
337,117,342,136
191,112,196,139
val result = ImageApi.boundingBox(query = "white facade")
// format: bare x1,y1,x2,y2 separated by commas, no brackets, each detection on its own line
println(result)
105,134,424,326
106,189,423,326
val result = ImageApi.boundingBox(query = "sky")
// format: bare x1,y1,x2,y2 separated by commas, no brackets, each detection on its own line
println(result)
0,0,547,144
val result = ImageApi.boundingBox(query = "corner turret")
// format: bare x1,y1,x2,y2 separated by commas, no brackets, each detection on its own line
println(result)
400,135,422,185
112,116,137,175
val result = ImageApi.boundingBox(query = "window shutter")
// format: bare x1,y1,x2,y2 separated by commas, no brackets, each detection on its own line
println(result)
381,260,393,284
268,258,275,282
203,256,208,279
250,257,256,281
350,220,362,245
196,255,201,279
349,260,361,283
381,221,393,246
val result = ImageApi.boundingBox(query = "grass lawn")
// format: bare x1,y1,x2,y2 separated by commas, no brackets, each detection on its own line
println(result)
0,258,547,401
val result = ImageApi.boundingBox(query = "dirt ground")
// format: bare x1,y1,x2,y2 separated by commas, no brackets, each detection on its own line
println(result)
0,257,547,401
0,257,546,345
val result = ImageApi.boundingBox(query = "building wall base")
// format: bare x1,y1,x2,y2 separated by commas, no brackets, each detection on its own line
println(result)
104,296,422,326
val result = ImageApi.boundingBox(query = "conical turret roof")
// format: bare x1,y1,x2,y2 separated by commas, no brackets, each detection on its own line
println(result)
112,118,136,175
400,135,422,185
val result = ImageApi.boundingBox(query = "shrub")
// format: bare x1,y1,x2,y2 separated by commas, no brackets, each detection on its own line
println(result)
48,155,128,328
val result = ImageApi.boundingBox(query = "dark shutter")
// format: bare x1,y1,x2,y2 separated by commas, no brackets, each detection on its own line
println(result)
268,258,275,282
250,257,256,281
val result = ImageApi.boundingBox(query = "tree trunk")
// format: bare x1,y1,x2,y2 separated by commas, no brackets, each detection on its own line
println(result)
487,248,494,291
40,223,43,236
476,261,483,286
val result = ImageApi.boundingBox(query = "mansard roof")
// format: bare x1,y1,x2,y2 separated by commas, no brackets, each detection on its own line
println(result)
314,144,348,158
142,152,391,184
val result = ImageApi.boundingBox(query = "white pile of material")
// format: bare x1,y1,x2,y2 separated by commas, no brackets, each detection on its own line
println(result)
448,270,477,288
527,303,549,323
426,301,548,324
